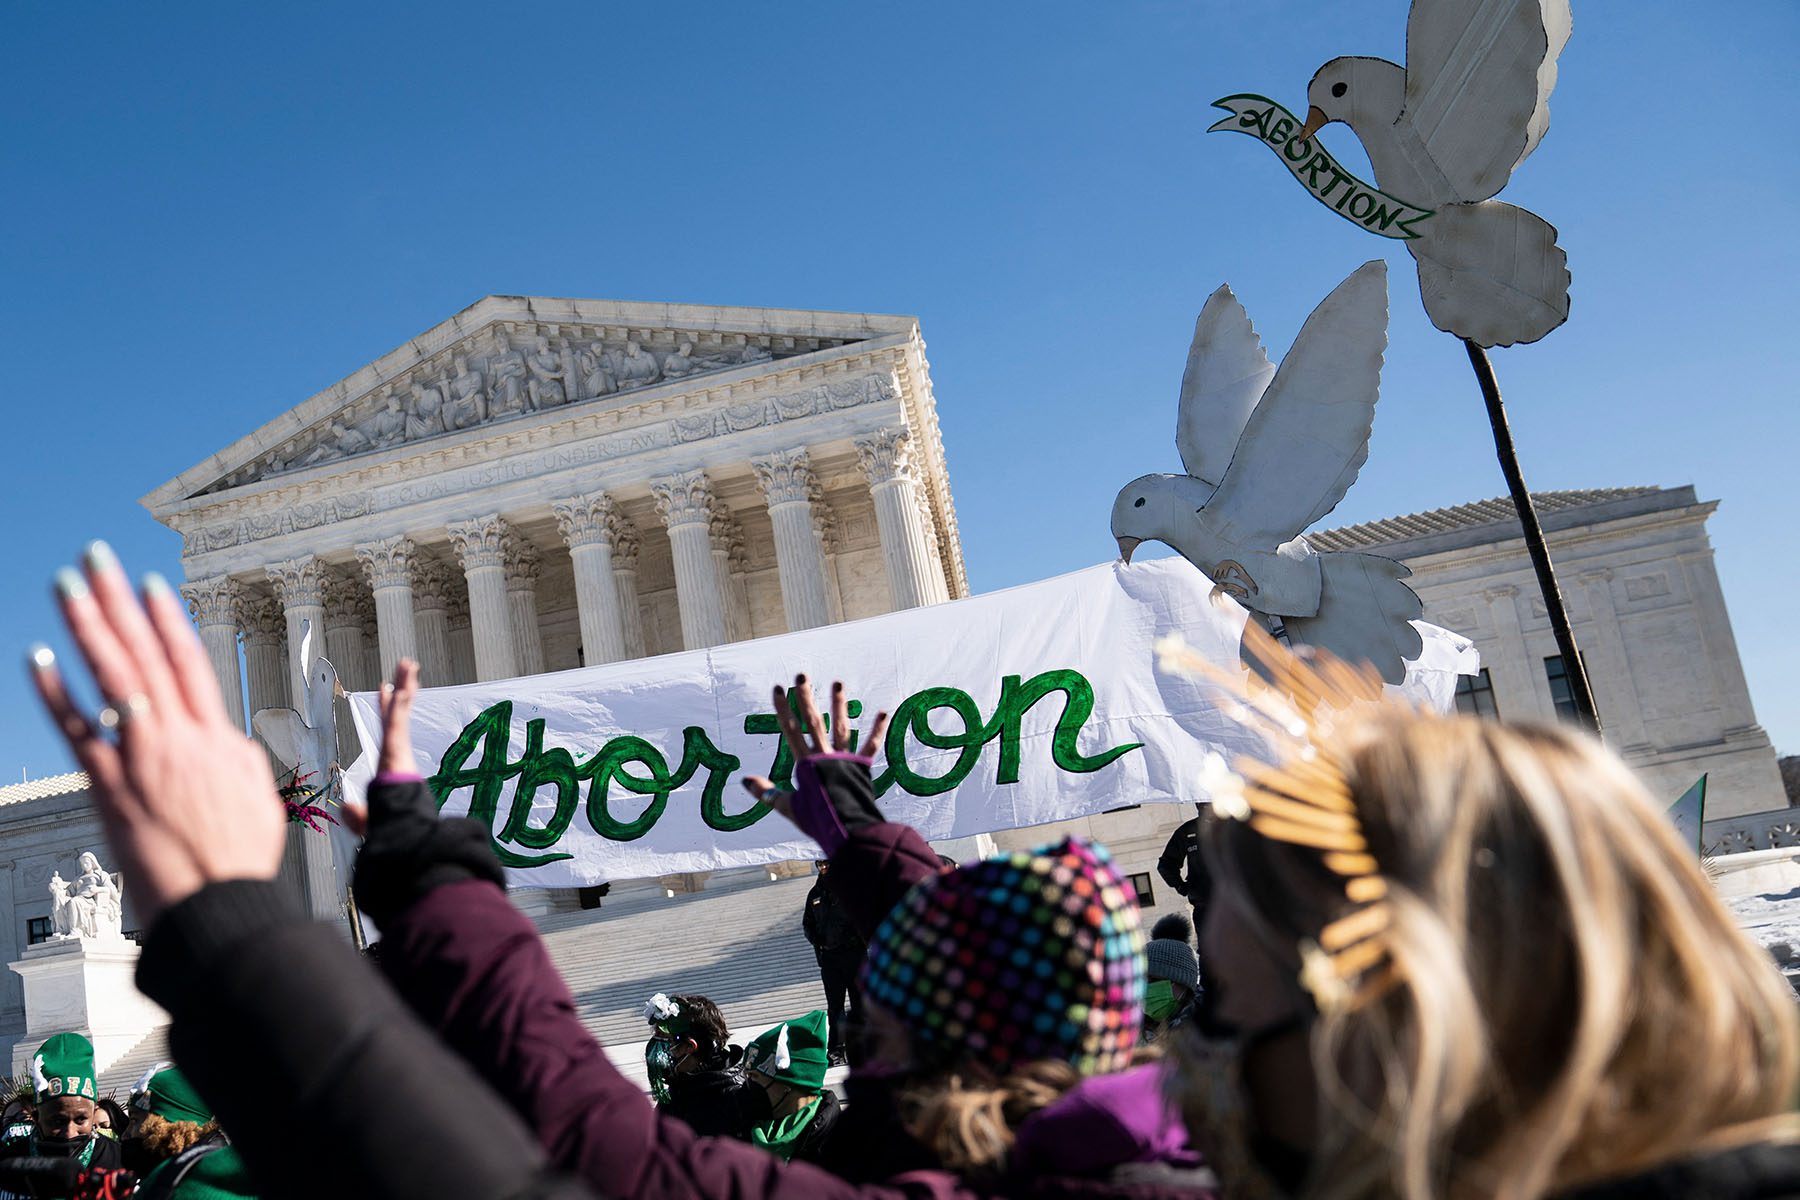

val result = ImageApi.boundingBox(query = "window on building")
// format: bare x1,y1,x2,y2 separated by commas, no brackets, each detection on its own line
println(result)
25,918,52,946
1128,872,1155,906
1544,655,1581,722
1454,668,1500,718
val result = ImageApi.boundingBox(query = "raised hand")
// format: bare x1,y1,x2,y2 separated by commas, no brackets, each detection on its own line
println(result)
742,674,888,824
28,542,286,925
343,657,421,838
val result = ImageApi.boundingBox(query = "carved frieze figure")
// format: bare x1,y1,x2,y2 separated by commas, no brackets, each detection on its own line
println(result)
527,336,568,409
301,421,371,465
615,340,662,389
408,379,447,439
446,354,487,430
488,335,530,416
577,344,616,399
661,340,695,378
366,387,408,447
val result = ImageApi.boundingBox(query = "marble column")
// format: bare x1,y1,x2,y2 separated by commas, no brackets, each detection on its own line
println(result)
447,515,519,681
710,510,751,643
814,506,847,624
552,491,629,666
651,470,729,650
612,522,647,660
505,537,547,677
261,556,339,922
266,556,328,709
355,535,419,681
323,573,373,693
446,586,477,685
180,574,246,729
856,427,940,611
353,590,381,691
410,554,457,688
238,594,290,717
751,449,833,631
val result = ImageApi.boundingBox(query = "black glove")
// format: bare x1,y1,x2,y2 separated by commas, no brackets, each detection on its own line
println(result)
352,778,505,925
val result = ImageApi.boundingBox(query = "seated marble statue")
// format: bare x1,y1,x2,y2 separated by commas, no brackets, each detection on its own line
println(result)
48,854,123,940
661,341,696,378
578,346,616,398
368,390,408,446
407,380,447,439
301,421,371,465
527,338,568,409
615,340,662,388
446,355,487,429
488,340,530,415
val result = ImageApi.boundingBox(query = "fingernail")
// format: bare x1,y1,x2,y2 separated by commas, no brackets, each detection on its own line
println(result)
143,572,172,598
82,541,118,573
54,568,89,601
741,779,756,792
26,644,54,671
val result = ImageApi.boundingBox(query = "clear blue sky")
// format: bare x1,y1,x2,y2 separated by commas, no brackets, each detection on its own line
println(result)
4,1,1796,779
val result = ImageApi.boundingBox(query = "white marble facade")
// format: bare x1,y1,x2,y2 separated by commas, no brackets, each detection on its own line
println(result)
147,298,969,916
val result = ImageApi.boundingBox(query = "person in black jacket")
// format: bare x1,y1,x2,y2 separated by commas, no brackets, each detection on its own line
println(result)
26,545,590,1200
646,994,762,1140
801,860,866,1066
1155,809,1213,935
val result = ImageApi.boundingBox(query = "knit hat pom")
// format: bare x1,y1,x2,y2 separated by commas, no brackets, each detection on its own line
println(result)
862,836,1145,1077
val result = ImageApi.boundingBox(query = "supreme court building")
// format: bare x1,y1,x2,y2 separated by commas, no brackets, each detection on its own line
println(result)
144,296,968,918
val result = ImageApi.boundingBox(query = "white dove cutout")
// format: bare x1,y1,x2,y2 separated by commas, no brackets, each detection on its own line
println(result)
1296,0,1573,348
1111,260,1424,684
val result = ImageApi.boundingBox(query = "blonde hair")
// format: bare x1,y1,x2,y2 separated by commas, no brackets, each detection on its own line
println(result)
137,1112,220,1160
898,1060,1079,1174
1191,709,1799,1200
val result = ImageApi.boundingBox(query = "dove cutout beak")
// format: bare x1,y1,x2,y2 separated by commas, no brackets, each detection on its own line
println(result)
1116,536,1142,564
1297,105,1329,143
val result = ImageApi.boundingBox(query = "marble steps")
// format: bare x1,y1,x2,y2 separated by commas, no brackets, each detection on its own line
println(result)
95,1025,172,1103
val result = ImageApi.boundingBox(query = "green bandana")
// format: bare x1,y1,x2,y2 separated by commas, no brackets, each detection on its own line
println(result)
1145,979,1181,1024
750,1098,821,1162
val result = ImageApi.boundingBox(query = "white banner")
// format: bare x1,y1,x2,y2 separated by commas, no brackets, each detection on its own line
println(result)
343,557,1476,888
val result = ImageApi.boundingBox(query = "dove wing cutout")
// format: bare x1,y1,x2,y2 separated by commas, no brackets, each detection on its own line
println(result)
1401,0,1573,202
1206,260,1389,547
1175,285,1276,489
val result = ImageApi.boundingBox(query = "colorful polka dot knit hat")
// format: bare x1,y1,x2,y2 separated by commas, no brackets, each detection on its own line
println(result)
862,836,1146,1076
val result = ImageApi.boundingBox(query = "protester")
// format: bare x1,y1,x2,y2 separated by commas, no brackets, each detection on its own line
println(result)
357,664,1212,1197
1155,810,1212,939
0,1033,124,1180
28,544,592,1200
801,860,866,1065
641,992,761,1138
91,1099,124,1140
741,1011,839,1162
127,1066,254,1199
1140,914,1198,1043
1161,626,1800,1199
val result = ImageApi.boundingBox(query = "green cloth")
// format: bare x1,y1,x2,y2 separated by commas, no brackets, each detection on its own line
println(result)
143,1067,213,1125
749,1098,823,1162
140,1144,256,1200
744,1010,829,1094
32,1032,97,1101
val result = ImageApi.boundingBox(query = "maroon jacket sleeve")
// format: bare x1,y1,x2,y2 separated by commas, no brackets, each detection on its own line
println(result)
826,821,944,940
377,878,964,1200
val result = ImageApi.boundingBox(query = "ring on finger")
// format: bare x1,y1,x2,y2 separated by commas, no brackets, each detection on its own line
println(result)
96,692,152,731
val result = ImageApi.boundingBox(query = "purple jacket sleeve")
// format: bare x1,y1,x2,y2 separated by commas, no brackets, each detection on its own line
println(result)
377,879,964,1200
826,822,945,940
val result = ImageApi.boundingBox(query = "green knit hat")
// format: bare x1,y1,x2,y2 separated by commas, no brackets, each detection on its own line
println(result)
31,1033,96,1102
744,1011,830,1094
141,1067,212,1126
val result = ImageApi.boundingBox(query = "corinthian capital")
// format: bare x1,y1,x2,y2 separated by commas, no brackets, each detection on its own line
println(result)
504,537,541,589
855,427,914,486
650,470,715,530
750,449,817,508
355,535,417,592
446,514,511,571
180,574,240,628
324,572,368,628
236,593,287,644
552,491,620,550
612,521,641,573
266,556,326,609
411,555,457,611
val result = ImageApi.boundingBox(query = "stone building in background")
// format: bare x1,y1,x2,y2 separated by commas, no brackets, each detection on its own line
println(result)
141,297,967,917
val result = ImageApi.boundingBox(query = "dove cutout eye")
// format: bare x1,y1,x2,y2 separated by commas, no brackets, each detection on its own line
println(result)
1331,82,1348,98
1134,497,1146,508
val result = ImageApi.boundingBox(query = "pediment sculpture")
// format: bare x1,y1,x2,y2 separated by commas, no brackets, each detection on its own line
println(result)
209,325,789,492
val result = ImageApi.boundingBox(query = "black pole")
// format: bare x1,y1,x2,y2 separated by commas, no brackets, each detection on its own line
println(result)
1462,339,1602,734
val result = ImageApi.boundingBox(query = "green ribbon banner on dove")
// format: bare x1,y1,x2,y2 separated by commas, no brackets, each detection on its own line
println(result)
1209,94,1434,241
342,558,1478,888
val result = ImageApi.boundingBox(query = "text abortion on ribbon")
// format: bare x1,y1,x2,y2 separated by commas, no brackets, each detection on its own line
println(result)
1208,94,1434,241
429,668,1140,868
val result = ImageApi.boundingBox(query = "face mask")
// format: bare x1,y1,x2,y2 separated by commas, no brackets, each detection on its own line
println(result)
1145,980,1182,1023
1167,1007,1310,1200
34,1132,90,1160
